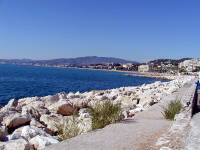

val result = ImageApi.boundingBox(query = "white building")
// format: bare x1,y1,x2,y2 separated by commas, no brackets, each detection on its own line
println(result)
122,63,133,68
138,64,150,72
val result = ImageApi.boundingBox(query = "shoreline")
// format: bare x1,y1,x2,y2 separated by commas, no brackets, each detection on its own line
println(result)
66,66,139,74
0,74,196,150
120,73,173,80
1,63,175,81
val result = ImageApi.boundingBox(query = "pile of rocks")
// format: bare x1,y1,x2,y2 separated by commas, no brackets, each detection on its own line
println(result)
0,75,195,150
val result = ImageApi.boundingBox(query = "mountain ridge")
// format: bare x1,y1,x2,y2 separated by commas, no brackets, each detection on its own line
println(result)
0,56,139,66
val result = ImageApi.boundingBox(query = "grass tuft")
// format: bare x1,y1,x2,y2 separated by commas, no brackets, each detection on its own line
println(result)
55,110,81,141
162,100,182,120
89,101,123,130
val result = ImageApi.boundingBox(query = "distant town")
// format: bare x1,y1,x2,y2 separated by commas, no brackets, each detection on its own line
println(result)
0,56,200,74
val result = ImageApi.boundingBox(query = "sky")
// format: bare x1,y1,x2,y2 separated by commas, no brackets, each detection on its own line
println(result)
0,0,199,62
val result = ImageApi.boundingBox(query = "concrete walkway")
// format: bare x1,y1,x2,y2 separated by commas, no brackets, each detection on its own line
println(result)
43,120,170,150
185,87,200,150
185,112,200,150
43,80,196,150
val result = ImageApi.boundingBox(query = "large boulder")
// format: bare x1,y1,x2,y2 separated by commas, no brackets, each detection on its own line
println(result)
40,114,66,134
29,135,58,150
0,99,18,112
20,99,49,116
21,126,49,141
22,106,41,120
41,95,60,108
57,103,75,116
47,100,75,116
18,97,40,107
0,138,32,150
3,113,31,129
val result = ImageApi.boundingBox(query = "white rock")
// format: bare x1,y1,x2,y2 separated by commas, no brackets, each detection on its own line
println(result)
120,98,137,110
21,126,50,140
8,125,51,141
67,92,74,98
7,127,22,140
56,92,67,100
29,135,59,150
0,138,32,150
18,97,40,107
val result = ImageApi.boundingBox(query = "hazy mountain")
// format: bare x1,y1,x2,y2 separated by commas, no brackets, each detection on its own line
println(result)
0,56,139,66
0,59,33,63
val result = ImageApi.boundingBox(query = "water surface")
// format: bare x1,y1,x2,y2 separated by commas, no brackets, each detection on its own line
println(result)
0,64,165,106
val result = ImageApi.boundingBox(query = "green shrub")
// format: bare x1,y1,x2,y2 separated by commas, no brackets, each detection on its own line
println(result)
89,101,123,130
162,100,182,120
55,111,81,141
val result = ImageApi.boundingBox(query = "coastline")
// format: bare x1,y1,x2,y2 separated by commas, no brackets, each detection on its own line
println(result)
1,64,172,81
0,74,196,150
66,66,138,74
120,72,173,80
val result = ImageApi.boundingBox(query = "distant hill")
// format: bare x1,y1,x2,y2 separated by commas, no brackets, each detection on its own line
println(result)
0,59,33,63
148,58,192,66
0,56,139,66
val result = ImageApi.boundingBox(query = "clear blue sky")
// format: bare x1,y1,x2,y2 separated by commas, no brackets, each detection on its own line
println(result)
0,0,199,62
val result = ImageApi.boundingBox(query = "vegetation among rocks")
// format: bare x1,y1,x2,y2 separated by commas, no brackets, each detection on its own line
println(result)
162,100,182,120
89,101,123,130
56,111,81,141
56,101,123,141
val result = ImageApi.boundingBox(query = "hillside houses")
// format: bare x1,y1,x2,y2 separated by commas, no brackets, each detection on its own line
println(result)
179,59,200,72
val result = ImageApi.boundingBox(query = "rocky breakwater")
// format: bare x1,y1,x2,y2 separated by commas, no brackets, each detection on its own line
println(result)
0,75,195,150
121,72,180,80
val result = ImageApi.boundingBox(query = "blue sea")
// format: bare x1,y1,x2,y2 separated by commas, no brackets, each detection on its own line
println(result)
0,64,165,106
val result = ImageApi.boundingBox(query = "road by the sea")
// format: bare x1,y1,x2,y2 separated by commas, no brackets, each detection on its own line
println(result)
0,64,165,106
